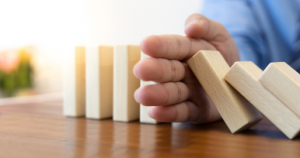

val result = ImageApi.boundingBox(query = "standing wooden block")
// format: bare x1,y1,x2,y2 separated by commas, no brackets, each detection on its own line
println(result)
225,62,300,139
140,52,158,124
63,46,86,116
259,62,300,117
86,46,113,119
113,45,141,122
187,50,262,133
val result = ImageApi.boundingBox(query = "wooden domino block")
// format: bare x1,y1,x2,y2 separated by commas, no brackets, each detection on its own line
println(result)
113,45,141,122
259,62,300,117
86,46,113,119
139,52,158,124
63,46,86,116
187,50,262,133
224,62,300,139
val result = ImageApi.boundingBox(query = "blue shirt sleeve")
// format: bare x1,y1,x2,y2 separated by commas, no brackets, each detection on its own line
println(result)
201,0,300,70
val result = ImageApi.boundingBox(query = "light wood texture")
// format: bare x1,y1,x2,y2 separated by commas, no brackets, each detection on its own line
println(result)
187,50,262,133
113,45,141,122
1,101,300,157
63,46,86,116
139,52,158,124
259,62,300,117
86,46,113,119
225,61,300,139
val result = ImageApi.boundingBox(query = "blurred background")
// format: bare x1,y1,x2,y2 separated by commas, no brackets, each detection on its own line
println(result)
0,0,203,101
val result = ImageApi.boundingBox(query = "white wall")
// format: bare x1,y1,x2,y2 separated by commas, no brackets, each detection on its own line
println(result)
86,0,203,45
0,0,203,93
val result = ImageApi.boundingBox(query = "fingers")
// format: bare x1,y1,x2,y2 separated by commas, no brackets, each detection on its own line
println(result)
134,58,185,82
140,34,215,60
185,13,230,42
134,82,191,106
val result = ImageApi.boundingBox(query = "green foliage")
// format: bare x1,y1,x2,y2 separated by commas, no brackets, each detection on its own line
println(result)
0,57,33,97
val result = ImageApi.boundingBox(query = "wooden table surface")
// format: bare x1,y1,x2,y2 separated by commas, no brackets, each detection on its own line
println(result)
0,101,300,158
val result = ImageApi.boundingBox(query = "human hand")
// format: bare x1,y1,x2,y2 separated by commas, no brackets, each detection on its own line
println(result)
134,14,240,123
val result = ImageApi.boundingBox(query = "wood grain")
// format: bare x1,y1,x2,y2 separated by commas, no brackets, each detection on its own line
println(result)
259,62,300,117
187,50,262,133
113,45,141,122
225,61,300,139
86,46,113,119
1,101,300,158
63,46,86,117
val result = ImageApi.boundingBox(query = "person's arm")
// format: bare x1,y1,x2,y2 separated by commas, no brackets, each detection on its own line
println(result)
201,0,266,68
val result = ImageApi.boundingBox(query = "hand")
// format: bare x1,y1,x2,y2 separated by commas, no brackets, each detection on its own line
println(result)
134,14,240,123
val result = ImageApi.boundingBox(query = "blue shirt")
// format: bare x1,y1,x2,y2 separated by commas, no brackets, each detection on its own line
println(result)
201,0,300,71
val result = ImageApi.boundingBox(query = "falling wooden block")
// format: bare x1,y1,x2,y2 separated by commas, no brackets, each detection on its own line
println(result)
63,46,86,117
139,52,158,124
86,46,113,119
225,62,300,139
259,62,300,118
113,45,141,122
187,50,262,133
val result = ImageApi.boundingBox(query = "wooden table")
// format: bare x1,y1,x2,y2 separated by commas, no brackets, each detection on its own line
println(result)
0,101,299,158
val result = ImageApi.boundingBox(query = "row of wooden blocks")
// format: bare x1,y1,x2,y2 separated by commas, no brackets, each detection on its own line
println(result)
63,45,157,124
188,50,300,139
63,45,300,139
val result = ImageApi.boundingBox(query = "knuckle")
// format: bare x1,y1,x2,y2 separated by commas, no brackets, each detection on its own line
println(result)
175,82,182,103
169,60,177,81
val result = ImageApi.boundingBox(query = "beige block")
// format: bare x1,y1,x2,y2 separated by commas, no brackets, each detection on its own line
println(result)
113,45,141,122
63,46,86,116
225,62,300,139
86,46,113,119
259,62,300,117
187,50,262,133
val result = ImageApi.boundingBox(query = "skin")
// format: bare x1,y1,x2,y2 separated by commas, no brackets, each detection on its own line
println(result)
133,13,240,123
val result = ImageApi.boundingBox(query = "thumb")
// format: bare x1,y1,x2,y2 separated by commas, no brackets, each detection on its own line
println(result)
185,13,230,42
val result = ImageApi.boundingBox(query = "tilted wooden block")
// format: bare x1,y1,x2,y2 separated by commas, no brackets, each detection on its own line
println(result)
259,62,300,117
63,46,86,116
139,52,158,124
113,45,141,122
86,46,113,119
225,62,300,139
187,50,262,133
